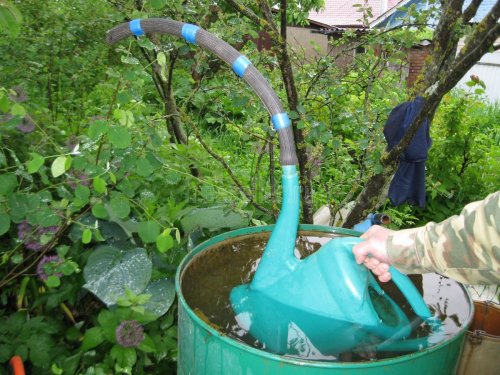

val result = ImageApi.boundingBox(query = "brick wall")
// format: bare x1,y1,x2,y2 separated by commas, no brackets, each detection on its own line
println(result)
407,44,431,87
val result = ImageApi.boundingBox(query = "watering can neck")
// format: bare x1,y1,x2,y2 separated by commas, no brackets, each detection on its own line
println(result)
251,165,300,290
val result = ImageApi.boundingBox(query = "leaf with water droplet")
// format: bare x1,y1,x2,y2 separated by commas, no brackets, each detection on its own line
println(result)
83,246,152,306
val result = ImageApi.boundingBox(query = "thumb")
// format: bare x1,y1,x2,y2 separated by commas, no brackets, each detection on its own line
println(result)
352,242,370,264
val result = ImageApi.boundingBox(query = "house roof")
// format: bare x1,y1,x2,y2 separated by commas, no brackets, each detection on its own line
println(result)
371,0,497,28
370,0,431,28
308,0,403,28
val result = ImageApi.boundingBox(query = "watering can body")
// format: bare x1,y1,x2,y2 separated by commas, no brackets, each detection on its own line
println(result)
230,237,416,355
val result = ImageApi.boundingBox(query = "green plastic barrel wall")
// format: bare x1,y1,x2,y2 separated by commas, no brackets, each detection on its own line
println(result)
175,225,473,375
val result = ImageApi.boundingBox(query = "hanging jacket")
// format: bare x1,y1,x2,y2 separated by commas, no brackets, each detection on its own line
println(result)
383,96,431,207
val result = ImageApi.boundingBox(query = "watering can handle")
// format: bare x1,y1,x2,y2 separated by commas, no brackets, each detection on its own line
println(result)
354,216,432,320
389,266,432,319
106,18,298,167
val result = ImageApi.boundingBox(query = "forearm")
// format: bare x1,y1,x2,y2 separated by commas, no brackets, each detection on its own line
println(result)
386,191,500,284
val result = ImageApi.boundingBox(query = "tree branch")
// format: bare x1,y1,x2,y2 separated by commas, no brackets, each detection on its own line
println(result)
251,141,267,198
224,0,273,33
137,46,166,101
181,112,272,215
463,0,482,23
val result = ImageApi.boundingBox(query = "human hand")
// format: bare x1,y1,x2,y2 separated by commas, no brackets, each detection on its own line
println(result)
352,225,393,282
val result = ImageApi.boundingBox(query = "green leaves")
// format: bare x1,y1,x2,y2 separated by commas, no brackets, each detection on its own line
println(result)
156,230,174,253
141,279,175,319
11,102,26,116
88,120,108,140
135,158,154,177
27,153,44,173
82,245,175,319
91,203,108,219
108,126,132,149
110,193,131,219
180,206,252,233
114,109,134,127
81,327,104,352
138,221,160,244
0,173,17,195
111,345,137,370
82,228,92,244
83,246,152,306
120,55,140,65
93,176,107,194
149,0,167,10
0,2,22,37
74,185,90,207
27,333,53,368
51,155,72,178
46,275,61,288
0,212,10,235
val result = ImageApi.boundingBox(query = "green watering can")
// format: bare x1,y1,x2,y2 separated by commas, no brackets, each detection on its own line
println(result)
230,166,433,355
105,17,434,358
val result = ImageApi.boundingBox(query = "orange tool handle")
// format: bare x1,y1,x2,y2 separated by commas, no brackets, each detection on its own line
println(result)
9,356,26,375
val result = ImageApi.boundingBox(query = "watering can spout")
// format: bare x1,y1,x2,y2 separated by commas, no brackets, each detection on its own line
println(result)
250,165,300,290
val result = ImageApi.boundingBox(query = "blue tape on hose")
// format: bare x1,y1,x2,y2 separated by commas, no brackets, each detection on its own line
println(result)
181,24,200,44
271,113,291,130
232,55,251,78
129,19,144,37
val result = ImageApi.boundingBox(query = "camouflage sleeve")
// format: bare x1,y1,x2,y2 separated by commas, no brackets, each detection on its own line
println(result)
386,191,500,285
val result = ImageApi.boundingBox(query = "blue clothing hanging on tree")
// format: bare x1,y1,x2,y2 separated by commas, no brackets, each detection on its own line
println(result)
383,96,432,208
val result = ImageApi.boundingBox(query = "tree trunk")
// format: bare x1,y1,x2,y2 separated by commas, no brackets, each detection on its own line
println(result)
343,0,500,228
164,51,187,145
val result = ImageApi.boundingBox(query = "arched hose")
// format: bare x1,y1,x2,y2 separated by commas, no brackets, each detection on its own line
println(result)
106,18,298,167
107,19,301,278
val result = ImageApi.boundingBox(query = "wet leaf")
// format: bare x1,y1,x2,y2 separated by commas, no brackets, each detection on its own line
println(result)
142,278,175,318
83,246,152,306
110,193,130,219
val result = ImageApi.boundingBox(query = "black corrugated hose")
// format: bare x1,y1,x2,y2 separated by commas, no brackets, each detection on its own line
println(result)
106,18,298,166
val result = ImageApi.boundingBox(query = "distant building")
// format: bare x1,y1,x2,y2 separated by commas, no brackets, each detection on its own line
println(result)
284,0,500,101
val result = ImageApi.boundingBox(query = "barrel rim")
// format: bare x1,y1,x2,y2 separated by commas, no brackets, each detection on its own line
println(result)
175,224,474,368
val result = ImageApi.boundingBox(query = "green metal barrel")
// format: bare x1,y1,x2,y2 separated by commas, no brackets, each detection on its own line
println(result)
175,225,473,375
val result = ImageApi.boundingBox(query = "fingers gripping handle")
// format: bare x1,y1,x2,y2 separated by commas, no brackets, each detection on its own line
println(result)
106,18,298,166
